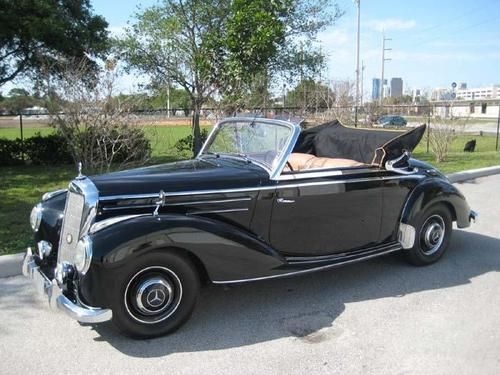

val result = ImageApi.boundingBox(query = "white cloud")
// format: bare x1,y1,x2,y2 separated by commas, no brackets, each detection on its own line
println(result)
366,18,416,32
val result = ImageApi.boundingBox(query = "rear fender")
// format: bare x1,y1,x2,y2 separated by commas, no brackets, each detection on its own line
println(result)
401,177,471,228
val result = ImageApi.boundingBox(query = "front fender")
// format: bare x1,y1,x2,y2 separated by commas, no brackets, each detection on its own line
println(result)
80,214,285,306
401,177,471,228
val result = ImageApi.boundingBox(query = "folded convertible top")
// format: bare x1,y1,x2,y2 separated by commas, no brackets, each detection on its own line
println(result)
292,120,426,167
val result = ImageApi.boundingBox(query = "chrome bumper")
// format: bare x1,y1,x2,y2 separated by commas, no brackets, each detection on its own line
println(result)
22,247,112,323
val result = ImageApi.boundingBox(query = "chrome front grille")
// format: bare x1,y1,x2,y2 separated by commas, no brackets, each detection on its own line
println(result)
58,191,85,264
57,177,99,264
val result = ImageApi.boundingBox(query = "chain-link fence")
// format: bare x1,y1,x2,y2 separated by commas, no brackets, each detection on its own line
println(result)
2,104,499,156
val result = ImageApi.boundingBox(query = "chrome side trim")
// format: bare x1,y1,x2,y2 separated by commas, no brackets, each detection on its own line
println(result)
188,208,249,215
90,214,149,234
278,170,343,180
100,174,425,202
398,223,416,249
212,245,403,284
166,197,252,206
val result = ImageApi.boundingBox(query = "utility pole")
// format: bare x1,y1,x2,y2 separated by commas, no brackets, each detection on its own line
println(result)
380,33,392,105
354,0,361,127
167,81,170,118
360,60,365,107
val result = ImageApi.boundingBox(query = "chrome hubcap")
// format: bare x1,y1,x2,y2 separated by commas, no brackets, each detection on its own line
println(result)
136,277,174,315
125,266,183,324
420,215,445,255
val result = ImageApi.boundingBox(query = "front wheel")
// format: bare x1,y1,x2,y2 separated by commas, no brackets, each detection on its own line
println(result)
111,251,200,339
405,204,452,266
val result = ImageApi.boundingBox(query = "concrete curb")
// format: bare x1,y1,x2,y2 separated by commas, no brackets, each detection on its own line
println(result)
447,165,500,183
0,253,24,278
1,164,500,279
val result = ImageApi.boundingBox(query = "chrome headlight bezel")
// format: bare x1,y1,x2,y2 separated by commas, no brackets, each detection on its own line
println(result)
74,235,93,275
30,203,43,232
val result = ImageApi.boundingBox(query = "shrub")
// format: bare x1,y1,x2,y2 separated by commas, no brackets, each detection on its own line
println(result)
23,133,73,165
0,138,24,166
174,128,209,154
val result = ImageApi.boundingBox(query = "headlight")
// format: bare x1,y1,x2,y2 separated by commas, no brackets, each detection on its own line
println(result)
30,203,43,232
74,236,93,275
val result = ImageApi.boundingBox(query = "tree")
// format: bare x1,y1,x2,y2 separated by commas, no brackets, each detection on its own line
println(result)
49,61,151,173
117,0,340,155
0,0,109,86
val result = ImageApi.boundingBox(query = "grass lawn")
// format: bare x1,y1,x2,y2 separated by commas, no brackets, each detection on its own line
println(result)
0,126,499,255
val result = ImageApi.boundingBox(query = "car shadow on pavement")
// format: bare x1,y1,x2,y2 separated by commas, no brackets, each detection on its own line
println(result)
88,229,500,357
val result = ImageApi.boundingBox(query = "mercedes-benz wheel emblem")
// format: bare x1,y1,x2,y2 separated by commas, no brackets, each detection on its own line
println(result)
146,288,166,308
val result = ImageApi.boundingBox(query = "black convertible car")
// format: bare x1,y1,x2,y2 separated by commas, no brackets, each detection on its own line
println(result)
23,118,476,338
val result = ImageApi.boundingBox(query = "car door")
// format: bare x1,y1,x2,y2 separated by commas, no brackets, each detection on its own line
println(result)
269,168,384,256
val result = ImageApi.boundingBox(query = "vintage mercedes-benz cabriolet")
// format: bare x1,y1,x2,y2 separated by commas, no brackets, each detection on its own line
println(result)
23,117,476,338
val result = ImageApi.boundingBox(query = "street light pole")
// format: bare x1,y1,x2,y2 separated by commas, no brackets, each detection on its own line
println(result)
496,100,500,151
354,0,361,127
380,33,392,105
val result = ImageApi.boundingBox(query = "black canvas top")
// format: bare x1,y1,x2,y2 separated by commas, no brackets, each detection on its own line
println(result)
292,120,426,166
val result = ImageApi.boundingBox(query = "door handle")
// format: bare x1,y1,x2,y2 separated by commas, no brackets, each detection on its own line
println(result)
277,198,295,204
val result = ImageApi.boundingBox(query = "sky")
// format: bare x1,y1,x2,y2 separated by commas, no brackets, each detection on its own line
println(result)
5,0,500,97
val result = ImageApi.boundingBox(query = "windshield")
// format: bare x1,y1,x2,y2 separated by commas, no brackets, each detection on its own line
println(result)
200,119,294,171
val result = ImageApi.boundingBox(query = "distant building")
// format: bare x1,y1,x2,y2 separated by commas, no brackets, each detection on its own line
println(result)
390,78,403,98
431,98,500,119
431,88,454,101
412,88,422,102
459,82,467,90
456,84,499,100
372,78,387,101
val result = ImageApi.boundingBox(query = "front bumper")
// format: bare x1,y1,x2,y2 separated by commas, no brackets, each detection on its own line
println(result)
22,247,112,323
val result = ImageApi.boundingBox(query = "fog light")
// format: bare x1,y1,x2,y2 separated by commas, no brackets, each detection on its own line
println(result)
30,203,43,232
74,236,92,275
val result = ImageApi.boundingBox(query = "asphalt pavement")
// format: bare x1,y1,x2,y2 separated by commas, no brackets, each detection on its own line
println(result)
1,175,499,375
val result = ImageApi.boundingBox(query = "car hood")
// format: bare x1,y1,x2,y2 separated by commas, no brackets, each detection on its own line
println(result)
90,157,269,197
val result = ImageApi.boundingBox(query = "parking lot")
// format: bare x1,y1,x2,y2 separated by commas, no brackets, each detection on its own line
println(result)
1,175,499,375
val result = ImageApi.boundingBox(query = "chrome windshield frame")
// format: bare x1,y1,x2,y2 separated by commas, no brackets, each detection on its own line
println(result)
197,117,301,181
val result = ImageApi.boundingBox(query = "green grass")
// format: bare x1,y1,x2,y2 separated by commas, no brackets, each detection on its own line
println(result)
0,126,498,255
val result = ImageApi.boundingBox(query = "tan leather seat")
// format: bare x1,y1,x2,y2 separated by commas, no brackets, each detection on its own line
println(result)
285,153,365,172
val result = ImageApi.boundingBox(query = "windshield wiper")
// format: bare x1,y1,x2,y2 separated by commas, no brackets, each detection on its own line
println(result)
200,151,220,158
221,152,252,164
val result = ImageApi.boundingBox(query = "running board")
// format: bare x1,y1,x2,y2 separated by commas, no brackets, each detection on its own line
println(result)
285,241,402,266
212,242,402,284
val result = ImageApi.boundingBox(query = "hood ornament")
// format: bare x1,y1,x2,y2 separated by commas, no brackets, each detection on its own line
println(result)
153,190,166,216
76,161,85,179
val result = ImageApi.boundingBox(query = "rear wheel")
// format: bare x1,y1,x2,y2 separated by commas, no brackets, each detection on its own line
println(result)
405,204,452,266
111,251,200,339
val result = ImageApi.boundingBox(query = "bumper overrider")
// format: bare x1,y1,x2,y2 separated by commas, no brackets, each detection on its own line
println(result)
22,247,112,324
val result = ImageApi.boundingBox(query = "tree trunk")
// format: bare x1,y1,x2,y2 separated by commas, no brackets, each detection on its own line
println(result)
192,101,202,156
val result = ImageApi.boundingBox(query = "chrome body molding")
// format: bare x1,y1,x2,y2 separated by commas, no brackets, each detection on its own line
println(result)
90,214,150,234
187,208,249,215
22,247,112,323
99,174,425,203
398,223,416,249
212,244,403,284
